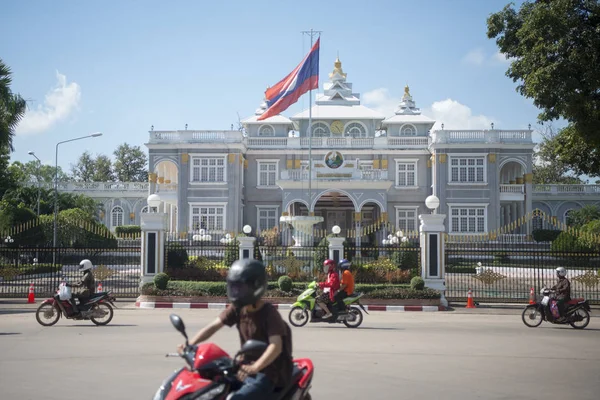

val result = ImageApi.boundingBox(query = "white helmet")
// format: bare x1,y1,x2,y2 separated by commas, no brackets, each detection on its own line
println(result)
79,259,93,272
556,267,566,277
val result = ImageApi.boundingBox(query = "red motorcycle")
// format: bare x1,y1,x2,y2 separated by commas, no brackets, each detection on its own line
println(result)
35,289,116,326
153,314,314,400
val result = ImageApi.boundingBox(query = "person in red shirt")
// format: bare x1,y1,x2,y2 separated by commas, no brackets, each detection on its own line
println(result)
317,259,340,319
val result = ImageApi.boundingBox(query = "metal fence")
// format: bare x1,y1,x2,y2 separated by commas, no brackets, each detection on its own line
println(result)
445,235,600,304
0,246,142,298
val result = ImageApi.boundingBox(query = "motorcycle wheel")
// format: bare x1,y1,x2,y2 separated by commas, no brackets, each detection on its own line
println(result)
91,303,114,326
288,306,309,327
35,303,60,327
569,308,590,329
343,306,363,328
521,305,543,328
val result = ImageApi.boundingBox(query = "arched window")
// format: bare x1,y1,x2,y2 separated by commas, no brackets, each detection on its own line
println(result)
345,122,367,137
400,124,416,136
532,209,544,231
311,122,330,137
564,209,575,225
258,125,274,136
111,206,124,228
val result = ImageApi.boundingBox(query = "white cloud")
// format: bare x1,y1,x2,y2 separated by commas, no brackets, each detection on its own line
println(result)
363,88,496,130
16,71,81,135
492,50,516,64
462,48,486,66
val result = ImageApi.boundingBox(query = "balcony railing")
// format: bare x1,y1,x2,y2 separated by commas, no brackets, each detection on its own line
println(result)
28,181,150,192
533,184,600,194
149,130,243,144
500,184,524,194
280,169,389,181
430,130,532,144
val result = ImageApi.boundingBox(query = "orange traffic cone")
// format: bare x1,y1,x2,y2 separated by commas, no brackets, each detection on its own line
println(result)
466,288,476,308
529,287,535,304
97,282,103,293
27,283,35,304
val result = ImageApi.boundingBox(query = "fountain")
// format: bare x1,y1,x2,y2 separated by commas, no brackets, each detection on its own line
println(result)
279,215,324,247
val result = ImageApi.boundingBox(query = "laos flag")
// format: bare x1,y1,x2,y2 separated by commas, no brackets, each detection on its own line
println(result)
258,38,320,121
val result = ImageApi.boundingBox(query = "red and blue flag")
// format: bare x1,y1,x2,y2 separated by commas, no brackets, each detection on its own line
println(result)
258,38,320,121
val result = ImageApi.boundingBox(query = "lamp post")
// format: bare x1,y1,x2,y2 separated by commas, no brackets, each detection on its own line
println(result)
27,151,42,216
425,195,440,214
243,225,252,235
147,193,161,213
53,133,102,263
331,225,341,236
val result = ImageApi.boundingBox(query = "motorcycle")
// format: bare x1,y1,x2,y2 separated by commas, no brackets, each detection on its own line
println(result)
288,280,368,328
154,314,314,400
35,286,117,327
522,287,591,329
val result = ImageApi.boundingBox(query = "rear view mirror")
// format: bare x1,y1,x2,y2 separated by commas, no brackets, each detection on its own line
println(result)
170,314,188,340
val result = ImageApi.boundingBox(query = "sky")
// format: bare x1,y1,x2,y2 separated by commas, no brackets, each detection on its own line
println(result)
1,0,545,172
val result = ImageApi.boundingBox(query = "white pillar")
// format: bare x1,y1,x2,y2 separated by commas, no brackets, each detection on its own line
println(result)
328,237,345,264
419,213,448,307
237,236,256,259
140,212,169,288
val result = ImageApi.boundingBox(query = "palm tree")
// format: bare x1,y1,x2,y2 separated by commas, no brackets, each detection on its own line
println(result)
0,58,27,152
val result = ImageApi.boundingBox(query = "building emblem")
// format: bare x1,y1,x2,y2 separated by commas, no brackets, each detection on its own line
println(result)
325,151,344,169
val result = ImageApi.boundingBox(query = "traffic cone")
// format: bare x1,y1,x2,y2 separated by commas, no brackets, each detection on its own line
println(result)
27,283,35,304
529,287,535,305
97,282,103,293
466,288,476,308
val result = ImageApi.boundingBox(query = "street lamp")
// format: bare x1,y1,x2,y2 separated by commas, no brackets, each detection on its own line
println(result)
53,133,102,255
425,195,440,214
331,225,341,236
243,225,252,235
27,151,42,216
4,235,14,245
147,193,161,212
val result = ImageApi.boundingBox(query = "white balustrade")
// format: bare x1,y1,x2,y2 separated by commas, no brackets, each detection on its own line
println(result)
500,184,524,193
431,130,532,144
533,184,600,194
149,130,243,144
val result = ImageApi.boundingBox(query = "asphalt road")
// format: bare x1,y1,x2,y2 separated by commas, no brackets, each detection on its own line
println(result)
0,306,599,400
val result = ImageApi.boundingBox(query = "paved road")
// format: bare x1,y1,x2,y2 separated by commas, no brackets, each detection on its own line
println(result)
0,306,598,400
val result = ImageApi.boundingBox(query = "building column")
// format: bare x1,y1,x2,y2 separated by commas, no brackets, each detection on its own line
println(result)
524,173,533,236
518,201,525,234
511,203,517,231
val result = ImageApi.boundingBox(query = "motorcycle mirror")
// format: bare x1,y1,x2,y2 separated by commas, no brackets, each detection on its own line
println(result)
239,340,268,356
169,314,188,340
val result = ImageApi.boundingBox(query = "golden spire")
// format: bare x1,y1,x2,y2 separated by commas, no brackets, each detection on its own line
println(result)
329,56,347,79
404,84,410,96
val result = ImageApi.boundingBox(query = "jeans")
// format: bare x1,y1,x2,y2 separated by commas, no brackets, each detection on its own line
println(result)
334,291,348,312
228,373,275,400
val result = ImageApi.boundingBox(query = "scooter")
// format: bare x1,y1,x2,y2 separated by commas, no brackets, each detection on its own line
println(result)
522,287,591,329
287,281,368,328
153,314,314,400
35,288,116,326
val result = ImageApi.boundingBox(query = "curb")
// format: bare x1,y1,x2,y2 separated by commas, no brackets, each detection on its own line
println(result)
135,301,447,312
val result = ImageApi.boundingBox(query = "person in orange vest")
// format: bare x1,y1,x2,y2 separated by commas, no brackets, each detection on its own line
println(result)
333,259,354,314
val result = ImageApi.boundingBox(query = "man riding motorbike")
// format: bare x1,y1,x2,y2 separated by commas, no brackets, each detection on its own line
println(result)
333,259,354,314
177,259,293,400
317,259,340,319
551,266,571,321
66,259,96,315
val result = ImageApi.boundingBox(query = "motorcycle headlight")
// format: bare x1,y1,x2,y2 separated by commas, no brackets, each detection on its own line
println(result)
196,384,226,400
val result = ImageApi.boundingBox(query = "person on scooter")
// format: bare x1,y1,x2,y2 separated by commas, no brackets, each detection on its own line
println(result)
551,266,571,320
177,259,293,400
317,259,339,319
333,259,354,314
66,259,96,315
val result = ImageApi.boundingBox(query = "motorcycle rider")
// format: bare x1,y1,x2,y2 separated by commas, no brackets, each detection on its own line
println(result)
66,259,96,316
177,259,293,400
333,259,355,314
551,266,571,321
317,259,340,319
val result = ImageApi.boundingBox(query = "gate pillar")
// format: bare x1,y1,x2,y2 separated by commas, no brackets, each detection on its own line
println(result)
140,212,168,288
419,210,448,307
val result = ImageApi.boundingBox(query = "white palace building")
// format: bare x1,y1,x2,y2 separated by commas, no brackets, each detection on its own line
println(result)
54,58,600,241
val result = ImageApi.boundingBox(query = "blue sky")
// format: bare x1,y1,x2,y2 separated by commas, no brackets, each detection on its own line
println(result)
2,0,542,171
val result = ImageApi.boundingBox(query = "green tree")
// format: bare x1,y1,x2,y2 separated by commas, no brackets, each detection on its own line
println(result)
0,59,27,152
532,125,584,184
0,147,17,198
552,124,600,177
566,205,600,228
113,143,148,182
91,154,115,181
487,1,600,173
70,151,96,182
8,160,68,184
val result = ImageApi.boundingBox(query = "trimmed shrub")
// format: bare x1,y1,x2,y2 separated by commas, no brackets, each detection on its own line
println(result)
390,241,420,270
493,252,510,264
551,232,593,253
277,275,293,292
365,287,440,300
313,237,329,269
166,242,189,269
115,225,141,237
532,229,562,242
410,276,425,290
154,272,170,290
224,239,239,267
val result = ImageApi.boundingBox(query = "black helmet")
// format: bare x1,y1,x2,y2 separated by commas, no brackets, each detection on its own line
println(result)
226,259,268,308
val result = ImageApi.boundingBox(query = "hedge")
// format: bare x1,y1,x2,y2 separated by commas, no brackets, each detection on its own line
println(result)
115,225,141,237
532,229,562,242
0,263,57,279
141,280,415,298
364,287,440,300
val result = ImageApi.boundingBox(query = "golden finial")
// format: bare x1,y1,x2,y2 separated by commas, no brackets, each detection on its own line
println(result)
404,84,410,96
330,55,347,79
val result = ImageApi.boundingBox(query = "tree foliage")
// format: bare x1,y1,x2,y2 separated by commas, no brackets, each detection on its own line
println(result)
532,124,585,184
8,160,68,184
0,59,27,152
113,143,148,182
566,205,600,228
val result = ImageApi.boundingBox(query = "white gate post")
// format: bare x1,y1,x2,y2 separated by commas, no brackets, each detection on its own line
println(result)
140,196,169,288
419,196,448,307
